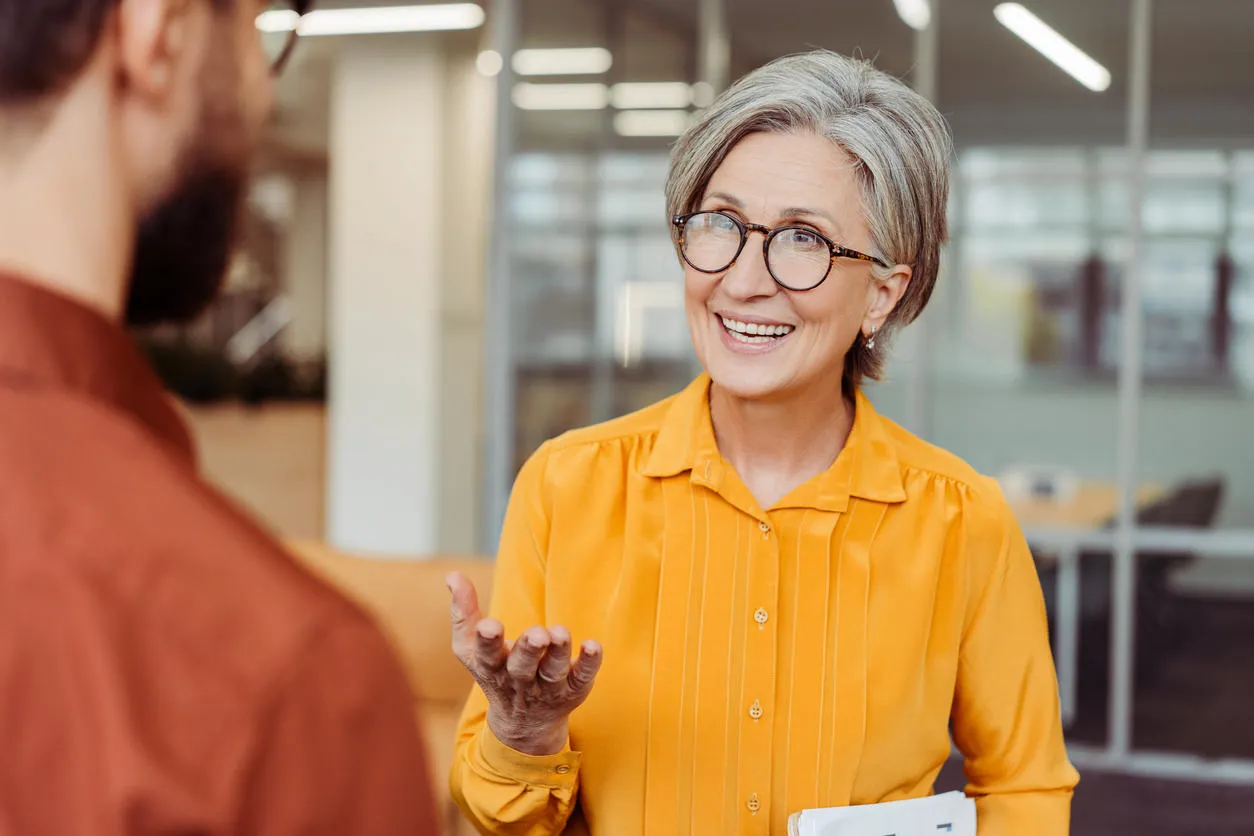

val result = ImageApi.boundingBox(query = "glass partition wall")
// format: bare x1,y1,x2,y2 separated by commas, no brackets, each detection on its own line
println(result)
480,0,705,512
1119,0,1254,774
481,0,1254,783
932,0,1133,758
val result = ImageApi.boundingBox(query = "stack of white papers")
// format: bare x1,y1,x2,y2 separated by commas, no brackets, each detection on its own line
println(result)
788,791,976,836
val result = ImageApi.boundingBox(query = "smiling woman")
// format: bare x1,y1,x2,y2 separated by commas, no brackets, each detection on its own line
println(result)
667,53,951,394
449,49,1078,836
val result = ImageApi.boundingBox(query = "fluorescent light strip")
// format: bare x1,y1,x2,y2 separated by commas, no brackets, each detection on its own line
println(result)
256,4,485,36
512,48,613,76
610,82,693,110
257,9,300,32
893,0,931,31
994,3,1111,92
614,110,693,137
512,82,609,111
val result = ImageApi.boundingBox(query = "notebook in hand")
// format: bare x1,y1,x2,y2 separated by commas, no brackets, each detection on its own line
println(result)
787,791,976,836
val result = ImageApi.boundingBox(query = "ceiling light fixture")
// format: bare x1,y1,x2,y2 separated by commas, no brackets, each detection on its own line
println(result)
476,50,504,77
256,9,300,32
256,4,485,36
613,110,693,137
993,2,1111,92
892,0,931,31
512,82,609,110
512,47,613,76
610,82,694,110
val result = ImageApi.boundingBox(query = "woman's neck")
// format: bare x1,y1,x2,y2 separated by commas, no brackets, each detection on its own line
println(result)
708,380,855,510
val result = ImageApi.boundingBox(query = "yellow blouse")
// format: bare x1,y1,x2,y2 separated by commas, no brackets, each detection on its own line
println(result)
452,375,1077,835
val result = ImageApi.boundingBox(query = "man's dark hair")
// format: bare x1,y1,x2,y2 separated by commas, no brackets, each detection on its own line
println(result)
0,1,121,105
0,0,231,107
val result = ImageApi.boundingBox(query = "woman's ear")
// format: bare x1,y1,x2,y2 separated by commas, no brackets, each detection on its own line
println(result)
862,263,912,335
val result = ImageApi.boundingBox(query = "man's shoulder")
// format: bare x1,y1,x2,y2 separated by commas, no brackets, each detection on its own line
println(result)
0,390,383,693
0,391,428,829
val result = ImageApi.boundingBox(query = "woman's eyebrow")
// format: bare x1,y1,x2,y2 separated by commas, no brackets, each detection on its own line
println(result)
782,206,846,238
702,192,744,208
702,195,847,236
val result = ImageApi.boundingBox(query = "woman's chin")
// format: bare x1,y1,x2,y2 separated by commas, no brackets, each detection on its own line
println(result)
694,328,819,402
705,361,793,403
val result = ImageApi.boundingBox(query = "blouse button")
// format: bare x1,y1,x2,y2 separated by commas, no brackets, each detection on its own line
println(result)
747,793,761,814
753,607,769,625
759,521,771,534
748,699,763,721
554,765,571,775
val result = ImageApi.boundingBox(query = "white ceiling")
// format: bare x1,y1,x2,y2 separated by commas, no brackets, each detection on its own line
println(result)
264,0,1254,163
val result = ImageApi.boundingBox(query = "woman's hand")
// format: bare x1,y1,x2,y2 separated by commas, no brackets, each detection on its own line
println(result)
447,572,603,756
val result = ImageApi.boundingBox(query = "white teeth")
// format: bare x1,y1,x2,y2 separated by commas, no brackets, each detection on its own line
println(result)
718,315,794,339
729,332,774,344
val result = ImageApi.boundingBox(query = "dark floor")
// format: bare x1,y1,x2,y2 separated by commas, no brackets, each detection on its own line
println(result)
1069,772,1254,835
1069,595,1254,758
949,594,1254,833
936,760,1254,836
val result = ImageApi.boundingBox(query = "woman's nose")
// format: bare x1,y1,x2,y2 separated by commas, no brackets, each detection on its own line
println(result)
719,242,779,300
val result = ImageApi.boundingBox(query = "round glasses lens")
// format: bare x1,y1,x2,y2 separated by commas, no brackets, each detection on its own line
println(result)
682,213,742,272
258,1,299,68
767,227,831,289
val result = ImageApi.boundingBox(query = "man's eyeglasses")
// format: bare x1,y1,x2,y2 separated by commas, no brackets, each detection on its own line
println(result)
259,0,313,75
672,210,889,292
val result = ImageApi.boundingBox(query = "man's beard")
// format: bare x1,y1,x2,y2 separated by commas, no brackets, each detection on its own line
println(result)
124,159,247,328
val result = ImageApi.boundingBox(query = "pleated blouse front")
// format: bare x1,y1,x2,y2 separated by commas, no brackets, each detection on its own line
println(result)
451,375,1077,836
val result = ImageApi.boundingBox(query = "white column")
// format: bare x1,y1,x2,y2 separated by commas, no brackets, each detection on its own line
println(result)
326,38,445,555
437,54,494,554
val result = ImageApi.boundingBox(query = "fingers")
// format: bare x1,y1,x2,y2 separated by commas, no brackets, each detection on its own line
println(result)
537,626,573,685
471,619,509,673
567,640,603,695
447,589,602,699
506,626,551,681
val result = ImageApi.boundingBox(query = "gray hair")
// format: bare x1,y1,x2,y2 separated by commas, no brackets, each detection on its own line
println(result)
666,49,953,390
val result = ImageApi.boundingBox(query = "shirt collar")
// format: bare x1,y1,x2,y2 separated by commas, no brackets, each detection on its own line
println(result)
643,374,907,512
0,273,195,463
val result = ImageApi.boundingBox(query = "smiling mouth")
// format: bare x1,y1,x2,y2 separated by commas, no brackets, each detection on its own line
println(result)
718,314,795,345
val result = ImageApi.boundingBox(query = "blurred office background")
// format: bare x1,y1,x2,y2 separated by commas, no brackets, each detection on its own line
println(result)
143,0,1254,831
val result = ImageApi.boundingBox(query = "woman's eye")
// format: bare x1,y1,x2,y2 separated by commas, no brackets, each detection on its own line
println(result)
784,229,822,247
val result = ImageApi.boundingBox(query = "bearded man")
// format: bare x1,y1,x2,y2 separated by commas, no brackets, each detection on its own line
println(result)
0,2,438,832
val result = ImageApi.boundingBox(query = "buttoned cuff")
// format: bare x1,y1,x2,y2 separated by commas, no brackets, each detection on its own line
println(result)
477,725,582,789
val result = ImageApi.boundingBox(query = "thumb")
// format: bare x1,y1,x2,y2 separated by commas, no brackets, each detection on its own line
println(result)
446,572,483,640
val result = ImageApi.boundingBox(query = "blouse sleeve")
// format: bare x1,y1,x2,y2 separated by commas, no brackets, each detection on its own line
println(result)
950,480,1080,835
450,442,582,836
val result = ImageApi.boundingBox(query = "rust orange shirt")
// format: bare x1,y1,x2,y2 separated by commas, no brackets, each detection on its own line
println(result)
452,374,1077,836
0,274,439,835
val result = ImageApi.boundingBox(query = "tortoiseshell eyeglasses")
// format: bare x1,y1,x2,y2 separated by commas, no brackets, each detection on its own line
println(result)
672,210,888,292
